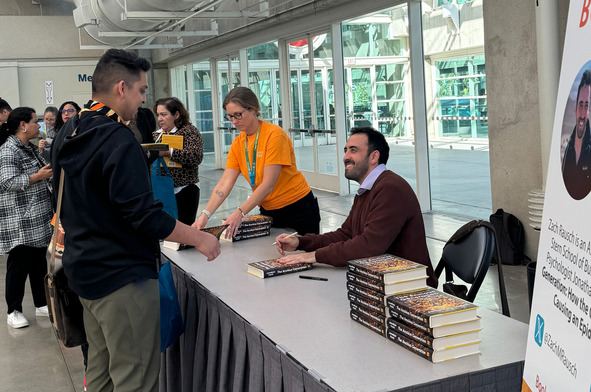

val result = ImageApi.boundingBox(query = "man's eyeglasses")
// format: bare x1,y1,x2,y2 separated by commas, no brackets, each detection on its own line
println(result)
224,110,247,121
61,109,76,114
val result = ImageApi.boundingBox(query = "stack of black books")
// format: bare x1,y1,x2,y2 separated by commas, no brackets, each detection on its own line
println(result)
385,288,482,362
221,214,273,242
347,254,428,337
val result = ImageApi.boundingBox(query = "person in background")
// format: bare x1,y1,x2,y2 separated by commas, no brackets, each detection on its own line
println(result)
39,101,80,161
0,98,12,125
275,127,438,288
0,107,53,329
193,86,321,237
51,49,220,392
33,106,58,148
153,97,204,225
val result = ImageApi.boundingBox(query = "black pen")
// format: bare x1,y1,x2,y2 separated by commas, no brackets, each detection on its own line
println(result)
299,275,328,281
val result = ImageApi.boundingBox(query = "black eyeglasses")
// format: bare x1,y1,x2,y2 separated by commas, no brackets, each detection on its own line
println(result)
61,109,76,114
224,109,247,121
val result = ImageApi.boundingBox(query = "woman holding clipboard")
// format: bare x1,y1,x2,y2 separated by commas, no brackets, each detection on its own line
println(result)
193,87,320,238
153,97,204,225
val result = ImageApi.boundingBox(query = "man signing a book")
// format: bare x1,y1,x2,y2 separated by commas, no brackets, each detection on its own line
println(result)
275,127,437,288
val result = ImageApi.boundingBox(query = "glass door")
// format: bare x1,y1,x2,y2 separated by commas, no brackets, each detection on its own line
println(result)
217,56,240,165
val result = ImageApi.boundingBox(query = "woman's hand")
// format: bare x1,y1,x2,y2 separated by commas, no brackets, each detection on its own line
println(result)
192,213,208,229
38,139,47,153
223,209,243,239
30,164,52,184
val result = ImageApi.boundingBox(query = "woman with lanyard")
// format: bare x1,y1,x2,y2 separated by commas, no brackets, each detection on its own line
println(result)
194,86,320,238
153,97,204,225
0,107,53,329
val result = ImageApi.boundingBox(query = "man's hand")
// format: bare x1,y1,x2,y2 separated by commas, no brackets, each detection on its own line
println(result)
193,230,221,261
275,233,299,256
277,251,316,265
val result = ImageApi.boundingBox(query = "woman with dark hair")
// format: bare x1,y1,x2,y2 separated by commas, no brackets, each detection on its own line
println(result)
0,107,53,329
194,86,320,237
39,101,81,161
153,97,204,225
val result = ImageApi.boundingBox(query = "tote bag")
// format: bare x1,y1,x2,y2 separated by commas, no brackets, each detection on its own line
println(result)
159,260,184,351
151,157,178,219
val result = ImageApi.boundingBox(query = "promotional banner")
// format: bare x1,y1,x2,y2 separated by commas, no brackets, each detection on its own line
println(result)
522,1,591,391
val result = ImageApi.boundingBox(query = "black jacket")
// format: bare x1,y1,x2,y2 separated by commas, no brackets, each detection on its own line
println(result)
562,121,591,200
51,108,176,300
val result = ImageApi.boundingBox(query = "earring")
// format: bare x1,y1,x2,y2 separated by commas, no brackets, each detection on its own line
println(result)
22,127,27,133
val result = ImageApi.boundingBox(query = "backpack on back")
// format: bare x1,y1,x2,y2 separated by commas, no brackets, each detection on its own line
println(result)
489,208,527,265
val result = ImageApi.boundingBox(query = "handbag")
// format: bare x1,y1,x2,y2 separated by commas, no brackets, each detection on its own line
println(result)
159,259,184,351
44,166,87,348
151,157,178,219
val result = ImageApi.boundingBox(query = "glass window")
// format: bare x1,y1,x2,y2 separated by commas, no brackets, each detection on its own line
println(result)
192,62,214,153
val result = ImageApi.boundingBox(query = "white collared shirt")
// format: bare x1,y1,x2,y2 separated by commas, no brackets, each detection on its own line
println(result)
357,164,388,196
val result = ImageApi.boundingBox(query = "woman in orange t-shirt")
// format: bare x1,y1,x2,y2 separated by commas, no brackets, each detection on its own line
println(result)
193,87,320,238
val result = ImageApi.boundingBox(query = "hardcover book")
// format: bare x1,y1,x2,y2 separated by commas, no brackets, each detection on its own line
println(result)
236,214,273,227
140,143,169,151
221,228,271,242
346,281,389,304
387,328,481,363
247,258,312,278
350,310,386,337
349,303,387,326
386,315,482,338
347,291,391,317
348,254,427,284
386,287,478,328
387,317,481,350
346,271,427,295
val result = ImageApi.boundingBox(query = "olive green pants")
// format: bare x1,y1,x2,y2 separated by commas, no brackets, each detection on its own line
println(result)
80,279,160,392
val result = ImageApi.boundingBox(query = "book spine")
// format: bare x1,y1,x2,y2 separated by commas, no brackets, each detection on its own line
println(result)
238,219,273,228
236,224,271,234
263,263,311,278
232,230,271,242
387,329,434,362
387,314,433,336
347,291,388,317
386,301,429,327
387,318,434,348
350,310,386,337
346,271,385,293
347,264,384,282
346,282,385,304
349,303,386,325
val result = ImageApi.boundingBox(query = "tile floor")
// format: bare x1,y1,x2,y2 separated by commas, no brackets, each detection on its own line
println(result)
0,157,533,391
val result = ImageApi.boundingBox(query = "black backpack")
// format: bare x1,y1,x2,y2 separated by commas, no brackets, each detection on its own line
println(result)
489,209,528,265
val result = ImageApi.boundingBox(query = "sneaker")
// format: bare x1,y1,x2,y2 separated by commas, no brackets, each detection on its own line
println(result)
7,311,29,329
35,306,49,317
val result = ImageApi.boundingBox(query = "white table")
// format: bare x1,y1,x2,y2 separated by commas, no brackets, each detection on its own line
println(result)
160,229,528,392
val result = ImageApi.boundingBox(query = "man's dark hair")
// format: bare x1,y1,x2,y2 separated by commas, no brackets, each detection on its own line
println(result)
0,98,12,112
350,127,390,164
577,69,591,104
92,49,151,95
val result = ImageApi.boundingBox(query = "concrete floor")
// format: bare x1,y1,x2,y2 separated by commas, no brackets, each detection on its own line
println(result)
0,151,532,392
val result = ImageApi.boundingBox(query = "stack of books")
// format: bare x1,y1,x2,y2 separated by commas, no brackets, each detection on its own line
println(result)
347,254,428,337
162,224,229,250
385,287,482,362
221,214,273,242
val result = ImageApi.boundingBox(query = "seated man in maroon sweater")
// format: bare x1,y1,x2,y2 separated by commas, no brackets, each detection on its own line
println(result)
275,127,437,288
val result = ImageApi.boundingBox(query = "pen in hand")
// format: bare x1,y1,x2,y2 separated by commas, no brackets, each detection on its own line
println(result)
272,231,298,246
299,275,328,281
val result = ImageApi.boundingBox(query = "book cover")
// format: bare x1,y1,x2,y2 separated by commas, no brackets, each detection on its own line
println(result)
162,225,229,250
347,291,391,317
236,214,273,227
387,329,481,363
386,288,478,328
387,317,481,351
348,254,427,285
247,258,312,278
221,228,271,242
346,271,427,295
386,314,482,338
350,310,386,337
346,281,389,304
161,134,183,168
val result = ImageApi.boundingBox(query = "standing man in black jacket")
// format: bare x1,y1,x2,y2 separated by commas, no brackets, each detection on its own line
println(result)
52,49,220,392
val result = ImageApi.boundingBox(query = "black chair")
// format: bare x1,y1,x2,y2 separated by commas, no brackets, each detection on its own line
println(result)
434,220,510,317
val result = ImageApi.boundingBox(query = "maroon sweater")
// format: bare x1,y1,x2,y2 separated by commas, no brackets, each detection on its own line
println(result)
297,170,437,288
